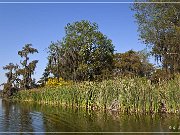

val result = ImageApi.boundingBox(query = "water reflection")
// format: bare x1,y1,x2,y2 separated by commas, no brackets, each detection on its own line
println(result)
0,98,180,133
0,99,45,133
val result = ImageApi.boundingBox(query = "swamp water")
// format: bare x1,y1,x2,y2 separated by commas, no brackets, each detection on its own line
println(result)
0,98,179,134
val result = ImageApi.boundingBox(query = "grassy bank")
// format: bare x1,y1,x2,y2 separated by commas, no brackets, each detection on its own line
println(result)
12,75,180,114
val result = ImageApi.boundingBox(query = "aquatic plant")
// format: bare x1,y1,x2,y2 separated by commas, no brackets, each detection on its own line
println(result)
12,75,180,114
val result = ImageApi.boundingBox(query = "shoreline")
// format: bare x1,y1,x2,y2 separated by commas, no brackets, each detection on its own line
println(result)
3,97,180,115
3,76,180,115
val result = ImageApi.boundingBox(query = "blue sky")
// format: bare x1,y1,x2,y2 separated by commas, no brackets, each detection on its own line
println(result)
0,2,152,87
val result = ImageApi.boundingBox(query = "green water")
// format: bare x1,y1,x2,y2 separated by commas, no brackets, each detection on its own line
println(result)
0,98,179,134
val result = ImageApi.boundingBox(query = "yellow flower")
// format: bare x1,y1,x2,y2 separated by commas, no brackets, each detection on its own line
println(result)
45,77,70,87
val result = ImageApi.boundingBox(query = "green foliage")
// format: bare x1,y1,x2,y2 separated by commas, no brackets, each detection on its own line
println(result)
3,63,19,85
151,68,174,83
1,63,19,98
1,44,39,98
17,44,39,89
114,50,154,77
46,42,61,79
1,44,39,95
37,67,50,87
132,0,180,74
18,44,38,58
13,75,180,114
46,20,114,81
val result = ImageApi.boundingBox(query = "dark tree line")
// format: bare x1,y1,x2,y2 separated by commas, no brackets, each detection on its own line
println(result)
38,20,154,86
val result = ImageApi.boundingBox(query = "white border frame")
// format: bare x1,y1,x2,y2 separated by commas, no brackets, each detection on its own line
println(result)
0,0,180,134
0,1,180,3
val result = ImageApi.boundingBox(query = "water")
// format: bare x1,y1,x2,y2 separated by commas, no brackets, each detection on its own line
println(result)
0,98,179,134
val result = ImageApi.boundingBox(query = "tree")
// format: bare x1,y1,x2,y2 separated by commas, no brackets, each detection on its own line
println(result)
137,49,155,77
1,63,19,97
132,0,180,74
47,20,115,81
38,67,50,87
17,44,38,89
113,50,154,77
150,68,173,84
1,44,39,97
3,63,19,85
46,42,62,79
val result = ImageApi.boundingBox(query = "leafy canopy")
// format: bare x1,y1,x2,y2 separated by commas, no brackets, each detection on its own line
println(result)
132,0,180,74
46,20,115,81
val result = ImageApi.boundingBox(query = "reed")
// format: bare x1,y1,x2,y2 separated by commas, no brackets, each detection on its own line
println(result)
12,75,180,114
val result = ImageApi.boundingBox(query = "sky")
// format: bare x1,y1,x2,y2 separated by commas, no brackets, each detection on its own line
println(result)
0,1,153,89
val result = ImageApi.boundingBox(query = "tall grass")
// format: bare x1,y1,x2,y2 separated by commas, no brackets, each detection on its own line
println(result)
12,75,180,114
